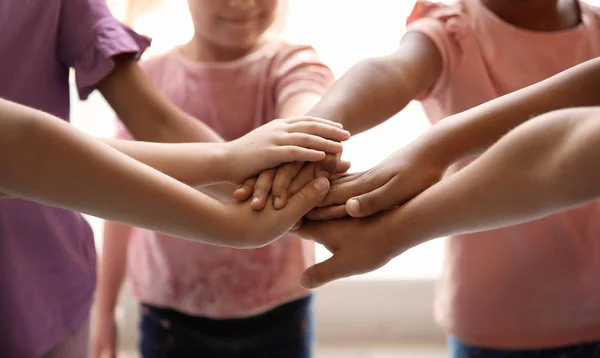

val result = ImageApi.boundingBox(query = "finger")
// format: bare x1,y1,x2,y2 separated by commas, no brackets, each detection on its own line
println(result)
330,172,362,185
332,160,351,174
346,177,403,218
329,171,349,181
287,121,351,142
305,205,348,221
318,153,341,174
281,133,344,154
317,174,379,207
280,177,330,227
272,162,304,209
233,177,257,201
251,169,276,210
285,115,343,128
301,253,359,289
272,146,327,164
288,163,319,195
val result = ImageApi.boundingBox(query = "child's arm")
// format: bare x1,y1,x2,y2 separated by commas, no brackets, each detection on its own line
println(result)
307,32,442,135
311,57,600,220
89,92,329,358
0,98,339,247
92,221,132,358
96,117,348,187
98,55,224,143
298,107,600,288
240,32,443,207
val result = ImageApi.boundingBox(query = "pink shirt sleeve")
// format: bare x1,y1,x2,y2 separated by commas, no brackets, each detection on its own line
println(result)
57,0,152,100
271,44,334,116
405,0,470,99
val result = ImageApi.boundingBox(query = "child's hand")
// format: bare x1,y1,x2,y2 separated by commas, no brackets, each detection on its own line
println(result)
225,116,349,185
234,154,351,210
296,210,410,288
306,146,444,220
221,177,331,248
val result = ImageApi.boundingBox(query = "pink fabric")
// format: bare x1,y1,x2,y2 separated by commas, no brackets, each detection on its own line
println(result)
407,0,600,349
115,38,333,318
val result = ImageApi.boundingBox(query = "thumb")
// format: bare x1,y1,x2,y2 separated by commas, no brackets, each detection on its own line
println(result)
283,177,330,221
332,160,352,175
345,179,399,218
301,253,352,289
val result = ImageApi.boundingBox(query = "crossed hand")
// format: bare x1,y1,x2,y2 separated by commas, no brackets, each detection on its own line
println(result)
233,125,446,289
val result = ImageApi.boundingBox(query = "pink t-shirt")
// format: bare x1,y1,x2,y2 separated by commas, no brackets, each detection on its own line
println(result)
115,38,334,319
407,0,600,349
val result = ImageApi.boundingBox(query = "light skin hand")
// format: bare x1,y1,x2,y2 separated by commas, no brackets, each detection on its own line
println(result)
238,31,443,209
225,116,349,185
234,154,351,210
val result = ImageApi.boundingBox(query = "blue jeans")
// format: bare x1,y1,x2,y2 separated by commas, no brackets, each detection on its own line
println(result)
139,295,313,358
449,336,600,357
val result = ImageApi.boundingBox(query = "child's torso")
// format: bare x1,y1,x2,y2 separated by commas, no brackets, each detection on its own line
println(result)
408,0,600,347
121,40,331,318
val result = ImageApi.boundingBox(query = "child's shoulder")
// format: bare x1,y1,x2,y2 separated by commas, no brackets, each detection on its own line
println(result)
262,36,321,58
406,0,472,28
261,36,325,68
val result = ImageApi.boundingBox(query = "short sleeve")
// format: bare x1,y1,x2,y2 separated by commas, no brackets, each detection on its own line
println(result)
405,0,471,99
271,44,334,115
57,0,152,100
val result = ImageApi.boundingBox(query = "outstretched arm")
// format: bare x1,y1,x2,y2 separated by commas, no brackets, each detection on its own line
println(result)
312,57,600,220
298,107,600,288
0,98,340,247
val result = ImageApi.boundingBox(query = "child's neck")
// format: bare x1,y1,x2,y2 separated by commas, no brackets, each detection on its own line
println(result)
181,34,266,63
480,0,581,31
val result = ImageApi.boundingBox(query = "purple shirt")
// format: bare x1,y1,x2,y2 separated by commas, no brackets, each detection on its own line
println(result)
0,1,150,357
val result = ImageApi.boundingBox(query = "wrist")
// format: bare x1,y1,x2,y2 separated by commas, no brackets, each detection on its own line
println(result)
94,298,117,316
385,203,432,254
210,142,234,183
410,118,463,171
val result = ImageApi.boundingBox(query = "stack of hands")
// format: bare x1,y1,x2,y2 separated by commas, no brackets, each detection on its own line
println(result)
229,115,445,290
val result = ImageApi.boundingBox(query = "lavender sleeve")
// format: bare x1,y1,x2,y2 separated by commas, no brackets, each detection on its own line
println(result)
57,0,152,100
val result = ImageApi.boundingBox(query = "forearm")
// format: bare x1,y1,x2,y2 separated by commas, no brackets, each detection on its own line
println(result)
0,99,232,244
412,57,600,169
307,56,416,135
101,139,230,186
99,55,223,143
394,108,600,245
95,221,132,314
307,32,441,135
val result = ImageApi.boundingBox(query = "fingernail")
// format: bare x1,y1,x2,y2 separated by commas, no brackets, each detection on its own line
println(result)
317,171,329,178
274,196,283,209
346,198,360,216
251,197,260,206
314,178,329,191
